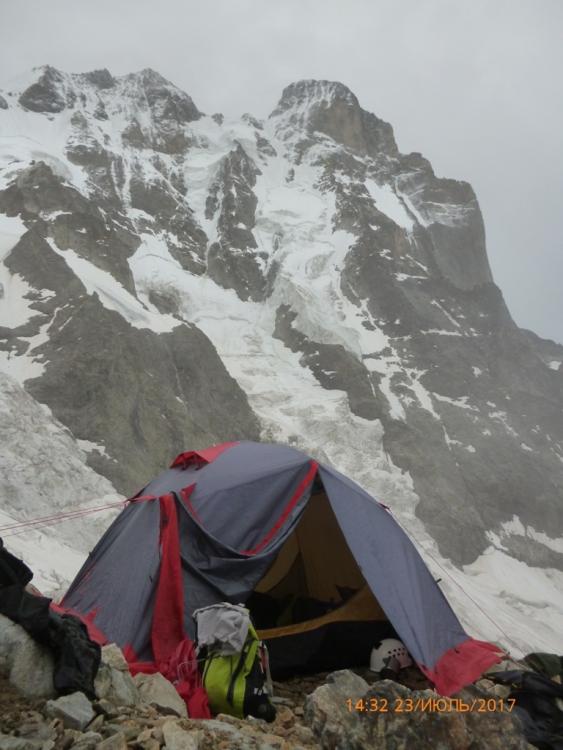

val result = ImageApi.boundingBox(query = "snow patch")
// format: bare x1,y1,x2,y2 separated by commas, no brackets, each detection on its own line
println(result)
365,179,414,231
45,237,180,332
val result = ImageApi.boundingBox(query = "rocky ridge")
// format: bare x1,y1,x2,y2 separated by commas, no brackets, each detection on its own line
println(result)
0,616,533,750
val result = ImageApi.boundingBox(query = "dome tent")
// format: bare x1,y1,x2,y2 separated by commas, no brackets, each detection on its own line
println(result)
62,441,503,695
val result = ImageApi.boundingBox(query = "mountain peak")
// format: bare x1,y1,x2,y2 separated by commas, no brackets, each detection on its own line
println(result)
80,68,115,89
124,68,174,88
271,79,359,116
17,65,69,113
270,79,397,157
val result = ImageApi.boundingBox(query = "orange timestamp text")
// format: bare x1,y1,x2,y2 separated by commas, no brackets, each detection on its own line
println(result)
345,697,517,713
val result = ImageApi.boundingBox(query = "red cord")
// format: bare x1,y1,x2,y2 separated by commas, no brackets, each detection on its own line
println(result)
0,500,126,537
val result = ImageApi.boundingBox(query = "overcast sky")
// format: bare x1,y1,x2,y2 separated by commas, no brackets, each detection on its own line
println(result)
1,0,562,342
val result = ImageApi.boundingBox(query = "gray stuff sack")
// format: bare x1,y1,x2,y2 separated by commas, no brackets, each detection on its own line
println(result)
194,603,250,656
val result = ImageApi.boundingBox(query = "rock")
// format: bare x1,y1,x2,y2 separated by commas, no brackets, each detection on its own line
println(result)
258,735,287,750
0,616,55,699
93,699,118,718
136,738,160,750
87,714,104,733
99,645,129,672
196,719,244,736
161,720,202,750
0,734,41,750
271,697,293,707
291,725,315,744
305,674,530,750
476,678,496,693
305,669,369,725
95,732,128,750
106,720,141,741
133,673,187,718
60,729,82,750
149,727,164,744
492,683,512,699
12,719,55,742
69,732,102,750
275,706,294,730
94,663,139,706
45,692,96,731
214,714,245,726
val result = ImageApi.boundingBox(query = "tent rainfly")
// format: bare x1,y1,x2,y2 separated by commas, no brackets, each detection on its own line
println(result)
62,441,504,695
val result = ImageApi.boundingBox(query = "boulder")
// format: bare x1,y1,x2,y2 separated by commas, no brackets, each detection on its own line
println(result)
68,731,102,750
9,716,56,744
0,615,55,698
199,718,246,736
256,734,287,749
95,732,128,750
0,735,42,750
99,645,130,672
94,641,139,707
161,720,202,750
304,671,531,750
44,692,95,731
102,719,142,741
94,662,139,707
133,673,187,717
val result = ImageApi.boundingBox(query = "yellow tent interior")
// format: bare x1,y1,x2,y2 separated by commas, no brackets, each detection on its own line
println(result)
249,491,393,672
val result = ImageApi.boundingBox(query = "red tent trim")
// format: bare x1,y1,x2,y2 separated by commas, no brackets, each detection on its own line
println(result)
125,492,211,719
170,442,239,469
419,637,505,696
242,460,318,556
151,493,185,666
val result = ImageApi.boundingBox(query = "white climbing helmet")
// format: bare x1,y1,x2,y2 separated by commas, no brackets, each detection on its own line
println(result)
369,638,413,672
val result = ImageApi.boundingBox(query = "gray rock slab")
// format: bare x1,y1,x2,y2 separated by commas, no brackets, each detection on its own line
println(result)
0,734,42,750
99,644,130,672
161,721,202,750
94,663,139,707
45,692,96,731
133,673,187,718
69,732,102,750
94,731,128,750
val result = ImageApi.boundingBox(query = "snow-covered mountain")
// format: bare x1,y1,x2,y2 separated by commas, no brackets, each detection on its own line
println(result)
0,66,562,656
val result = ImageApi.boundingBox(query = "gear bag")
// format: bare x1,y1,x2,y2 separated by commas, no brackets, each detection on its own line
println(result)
195,604,275,722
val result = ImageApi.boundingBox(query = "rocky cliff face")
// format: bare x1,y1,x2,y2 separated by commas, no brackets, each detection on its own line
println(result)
1,67,562,652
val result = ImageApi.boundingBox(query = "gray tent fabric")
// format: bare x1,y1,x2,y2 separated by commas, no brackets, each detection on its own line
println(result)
188,449,314,551
61,440,503,694
319,465,467,668
64,499,161,658
176,507,278,636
